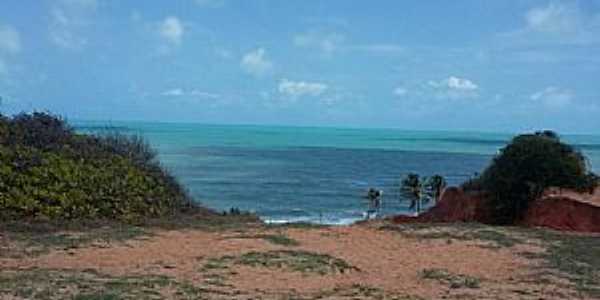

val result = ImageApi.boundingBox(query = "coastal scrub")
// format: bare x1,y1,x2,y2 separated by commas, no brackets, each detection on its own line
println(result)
0,112,193,222
465,131,598,224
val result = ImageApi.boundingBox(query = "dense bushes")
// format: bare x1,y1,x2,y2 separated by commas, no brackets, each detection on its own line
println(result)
467,131,598,225
0,112,193,221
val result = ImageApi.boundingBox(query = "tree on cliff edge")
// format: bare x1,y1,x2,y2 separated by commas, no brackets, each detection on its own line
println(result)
476,131,597,225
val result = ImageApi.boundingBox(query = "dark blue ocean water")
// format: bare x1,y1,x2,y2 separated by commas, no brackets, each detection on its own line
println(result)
75,121,600,224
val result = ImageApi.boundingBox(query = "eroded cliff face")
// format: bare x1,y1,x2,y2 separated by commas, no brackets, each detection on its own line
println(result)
392,187,600,233
391,187,491,225
523,195,600,233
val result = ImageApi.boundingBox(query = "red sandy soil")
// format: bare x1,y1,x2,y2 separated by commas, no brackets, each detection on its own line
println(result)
391,187,491,224
524,187,600,232
542,187,600,207
392,187,600,233
1,190,598,299
1,223,578,299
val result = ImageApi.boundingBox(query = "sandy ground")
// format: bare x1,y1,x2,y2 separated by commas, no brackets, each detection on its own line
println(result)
545,186,600,207
1,221,590,300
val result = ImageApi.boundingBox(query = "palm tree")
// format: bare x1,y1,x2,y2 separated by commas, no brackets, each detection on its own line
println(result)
400,173,423,214
400,173,447,215
424,175,447,204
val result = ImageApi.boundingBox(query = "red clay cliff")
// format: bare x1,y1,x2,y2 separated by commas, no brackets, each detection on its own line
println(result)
392,187,600,233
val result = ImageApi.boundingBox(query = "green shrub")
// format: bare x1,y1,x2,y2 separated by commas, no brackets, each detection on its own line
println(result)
0,112,193,222
473,131,597,225
98,133,157,168
5,112,74,152
0,115,8,143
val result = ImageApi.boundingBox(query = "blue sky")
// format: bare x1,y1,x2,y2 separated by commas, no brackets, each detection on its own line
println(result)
0,0,599,133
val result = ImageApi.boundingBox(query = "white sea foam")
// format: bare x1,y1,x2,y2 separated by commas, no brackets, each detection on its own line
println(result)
261,215,363,226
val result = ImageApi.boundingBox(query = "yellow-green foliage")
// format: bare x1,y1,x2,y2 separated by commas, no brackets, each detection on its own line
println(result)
0,112,191,221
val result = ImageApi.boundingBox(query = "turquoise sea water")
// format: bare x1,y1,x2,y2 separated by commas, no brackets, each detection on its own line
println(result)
75,121,600,225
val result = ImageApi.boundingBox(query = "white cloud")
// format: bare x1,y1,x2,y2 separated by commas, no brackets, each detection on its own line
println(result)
162,88,221,99
427,76,479,100
498,2,600,47
526,2,581,34
393,87,408,96
350,44,405,54
278,79,328,98
429,76,478,91
0,25,21,54
130,11,142,22
50,10,87,49
241,48,273,77
215,48,232,59
49,0,98,50
159,17,184,45
530,86,573,108
190,90,221,99
294,31,406,57
293,31,345,54
162,88,185,97
447,76,478,90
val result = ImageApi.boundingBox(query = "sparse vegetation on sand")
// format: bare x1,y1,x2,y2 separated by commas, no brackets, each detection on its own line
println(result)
0,268,415,300
226,232,300,246
380,222,600,298
0,269,178,300
526,230,600,297
0,213,261,259
421,268,481,289
380,222,520,249
2,221,600,299
202,250,358,275
236,250,358,274
0,220,148,259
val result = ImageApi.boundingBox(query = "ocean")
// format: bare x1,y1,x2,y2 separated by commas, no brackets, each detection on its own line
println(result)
75,121,600,225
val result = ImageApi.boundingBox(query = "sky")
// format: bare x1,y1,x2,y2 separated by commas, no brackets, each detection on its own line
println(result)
0,0,599,133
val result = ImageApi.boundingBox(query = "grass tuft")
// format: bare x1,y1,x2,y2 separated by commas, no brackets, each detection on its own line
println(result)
201,250,358,276
226,233,300,246
236,250,358,275
0,220,148,258
0,269,181,299
381,223,520,249
421,268,481,289
528,230,600,297
385,223,600,297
